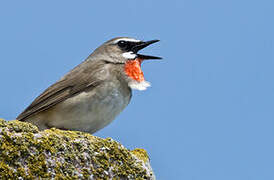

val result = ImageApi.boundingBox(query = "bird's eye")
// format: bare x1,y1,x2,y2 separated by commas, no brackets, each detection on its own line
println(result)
117,40,127,48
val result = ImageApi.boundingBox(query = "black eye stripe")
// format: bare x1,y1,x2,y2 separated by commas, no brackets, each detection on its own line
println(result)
117,40,138,51
117,40,127,47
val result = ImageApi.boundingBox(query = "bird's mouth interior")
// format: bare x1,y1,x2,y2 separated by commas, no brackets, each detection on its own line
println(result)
132,40,162,60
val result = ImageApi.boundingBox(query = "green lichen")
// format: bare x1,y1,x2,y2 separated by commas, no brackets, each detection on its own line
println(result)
0,119,155,179
131,148,149,163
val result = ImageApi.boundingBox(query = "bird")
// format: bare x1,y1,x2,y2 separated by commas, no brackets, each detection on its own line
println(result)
17,37,161,134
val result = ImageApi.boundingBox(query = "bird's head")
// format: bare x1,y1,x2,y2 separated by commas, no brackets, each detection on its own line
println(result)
91,37,161,90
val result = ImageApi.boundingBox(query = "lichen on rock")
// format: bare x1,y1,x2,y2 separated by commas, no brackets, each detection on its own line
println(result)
0,119,155,179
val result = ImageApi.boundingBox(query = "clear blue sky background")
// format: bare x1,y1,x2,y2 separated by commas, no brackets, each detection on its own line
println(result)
0,1,273,179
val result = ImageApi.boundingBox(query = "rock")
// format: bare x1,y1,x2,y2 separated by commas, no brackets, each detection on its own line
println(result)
0,119,155,179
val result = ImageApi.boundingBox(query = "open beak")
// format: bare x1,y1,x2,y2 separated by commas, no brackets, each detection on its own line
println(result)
132,40,162,60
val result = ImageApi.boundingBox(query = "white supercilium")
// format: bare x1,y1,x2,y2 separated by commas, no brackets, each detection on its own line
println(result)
113,38,141,44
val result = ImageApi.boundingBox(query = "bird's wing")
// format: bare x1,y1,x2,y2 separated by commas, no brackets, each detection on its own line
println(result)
17,60,107,121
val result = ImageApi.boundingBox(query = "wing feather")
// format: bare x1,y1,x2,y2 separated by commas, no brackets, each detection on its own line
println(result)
17,60,106,121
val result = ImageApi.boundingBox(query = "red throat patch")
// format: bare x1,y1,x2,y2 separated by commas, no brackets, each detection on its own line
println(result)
124,58,144,82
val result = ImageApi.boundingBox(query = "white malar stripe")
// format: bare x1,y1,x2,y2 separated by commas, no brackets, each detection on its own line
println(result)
122,52,137,59
128,81,151,91
113,38,141,44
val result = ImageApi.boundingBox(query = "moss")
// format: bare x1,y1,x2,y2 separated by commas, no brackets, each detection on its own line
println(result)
131,148,149,163
0,119,155,179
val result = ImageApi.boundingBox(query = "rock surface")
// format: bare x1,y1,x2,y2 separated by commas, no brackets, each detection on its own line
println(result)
0,119,155,179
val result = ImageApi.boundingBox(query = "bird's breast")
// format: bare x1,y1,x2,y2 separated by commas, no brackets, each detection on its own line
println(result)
46,81,131,133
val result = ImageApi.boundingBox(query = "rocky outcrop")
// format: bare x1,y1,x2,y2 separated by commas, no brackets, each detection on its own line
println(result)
0,119,155,179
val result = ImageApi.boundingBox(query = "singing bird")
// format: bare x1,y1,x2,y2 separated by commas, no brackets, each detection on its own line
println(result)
17,37,161,134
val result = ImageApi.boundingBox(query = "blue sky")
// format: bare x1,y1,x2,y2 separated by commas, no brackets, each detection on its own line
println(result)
0,0,273,179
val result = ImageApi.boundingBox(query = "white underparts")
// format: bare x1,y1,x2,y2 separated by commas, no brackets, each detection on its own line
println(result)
128,80,151,91
122,52,137,59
